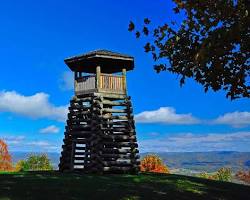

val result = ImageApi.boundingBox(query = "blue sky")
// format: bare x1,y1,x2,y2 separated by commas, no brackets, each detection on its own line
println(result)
0,0,249,153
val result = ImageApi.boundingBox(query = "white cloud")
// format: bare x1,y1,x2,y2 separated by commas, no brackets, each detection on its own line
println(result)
0,91,68,122
139,131,250,153
135,107,250,128
135,107,200,125
59,71,74,91
148,132,160,137
213,111,250,128
1,134,60,152
27,141,51,147
1,135,25,145
39,125,60,134
25,140,60,152
26,140,59,151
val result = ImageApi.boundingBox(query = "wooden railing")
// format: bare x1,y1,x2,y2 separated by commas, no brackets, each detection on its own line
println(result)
100,74,124,93
75,75,96,94
75,74,126,95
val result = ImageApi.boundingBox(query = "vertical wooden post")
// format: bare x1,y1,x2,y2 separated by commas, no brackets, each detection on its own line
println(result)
96,65,101,90
122,68,127,93
70,141,76,171
74,72,77,95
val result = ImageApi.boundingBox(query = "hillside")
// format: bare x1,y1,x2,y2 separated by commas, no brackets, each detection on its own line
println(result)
0,172,250,200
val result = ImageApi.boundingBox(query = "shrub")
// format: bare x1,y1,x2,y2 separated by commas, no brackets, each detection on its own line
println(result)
216,167,232,182
235,170,250,184
15,160,28,172
0,139,13,171
198,167,232,182
15,154,53,171
140,154,169,174
198,172,214,180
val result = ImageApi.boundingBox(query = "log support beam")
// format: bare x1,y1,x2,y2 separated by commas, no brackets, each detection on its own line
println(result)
59,92,140,174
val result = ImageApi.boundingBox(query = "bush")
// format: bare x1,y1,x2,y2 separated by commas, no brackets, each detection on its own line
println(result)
15,160,29,172
15,154,53,171
216,167,232,182
198,167,232,182
140,154,170,174
235,170,250,184
0,139,13,171
198,172,214,180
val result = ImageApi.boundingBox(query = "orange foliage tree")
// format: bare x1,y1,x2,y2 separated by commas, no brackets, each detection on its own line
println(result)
0,139,13,171
140,154,169,173
236,170,250,184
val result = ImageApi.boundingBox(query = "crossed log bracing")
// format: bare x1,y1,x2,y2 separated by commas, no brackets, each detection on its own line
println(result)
59,93,140,173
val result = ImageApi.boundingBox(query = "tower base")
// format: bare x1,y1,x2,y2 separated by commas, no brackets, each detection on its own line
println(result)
59,93,140,173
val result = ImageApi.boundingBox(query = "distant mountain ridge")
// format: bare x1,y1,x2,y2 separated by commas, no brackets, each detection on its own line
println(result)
141,151,250,173
10,151,250,173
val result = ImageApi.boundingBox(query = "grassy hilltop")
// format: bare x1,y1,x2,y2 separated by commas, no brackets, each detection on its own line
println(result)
0,172,250,200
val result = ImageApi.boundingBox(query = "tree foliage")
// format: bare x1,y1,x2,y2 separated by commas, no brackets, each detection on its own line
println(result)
236,170,250,184
215,167,232,181
15,154,53,171
140,154,170,173
129,0,250,100
15,160,28,172
198,167,232,182
0,139,13,171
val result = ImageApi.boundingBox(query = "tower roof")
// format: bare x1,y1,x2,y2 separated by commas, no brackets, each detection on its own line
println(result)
64,49,134,73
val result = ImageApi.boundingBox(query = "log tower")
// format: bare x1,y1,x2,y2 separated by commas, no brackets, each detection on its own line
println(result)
59,50,140,173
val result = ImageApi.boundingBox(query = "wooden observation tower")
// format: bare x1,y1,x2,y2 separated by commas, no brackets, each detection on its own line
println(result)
59,50,140,173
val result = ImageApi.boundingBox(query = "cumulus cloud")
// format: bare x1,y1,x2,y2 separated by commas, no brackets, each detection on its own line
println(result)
213,111,250,128
59,71,74,91
39,125,60,134
139,131,250,153
0,91,68,122
135,107,250,128
135,107,200,125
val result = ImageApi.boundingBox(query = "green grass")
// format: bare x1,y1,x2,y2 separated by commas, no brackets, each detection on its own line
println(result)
0,171,249,200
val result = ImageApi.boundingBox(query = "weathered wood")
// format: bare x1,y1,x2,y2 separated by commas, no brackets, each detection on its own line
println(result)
102,148,139,154
103,166,134,172
70,142,76,170
102,115,129,120
96,66,101,89
122,68,127,93
102,160,140,166
101,154,139,158
102,100,126,106
68,131,92,136
102,108,127,113
102,135,136,140
59,92,139,173
75,146,86,150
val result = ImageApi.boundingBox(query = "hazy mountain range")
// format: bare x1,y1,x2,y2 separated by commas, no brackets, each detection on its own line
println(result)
142,151,250,174
10,151,250,174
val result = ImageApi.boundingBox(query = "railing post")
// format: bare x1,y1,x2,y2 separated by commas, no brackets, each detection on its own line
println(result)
74,72,77,95
96,66,101,90
122,68,127,93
